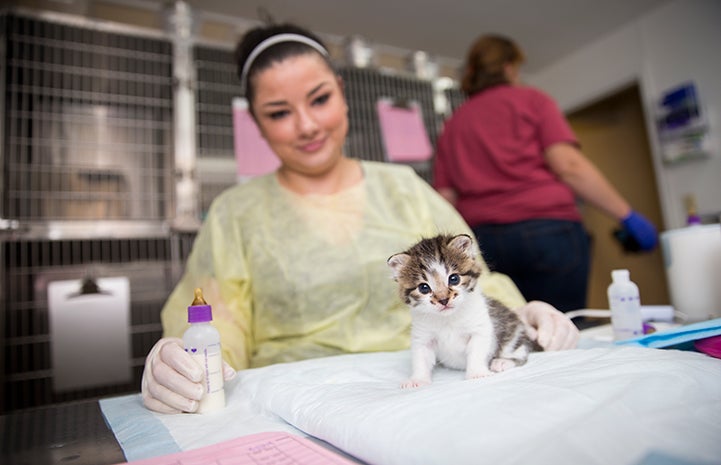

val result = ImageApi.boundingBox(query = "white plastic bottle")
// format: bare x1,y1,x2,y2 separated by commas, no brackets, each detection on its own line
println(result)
183,288,225,413
607,269,644,341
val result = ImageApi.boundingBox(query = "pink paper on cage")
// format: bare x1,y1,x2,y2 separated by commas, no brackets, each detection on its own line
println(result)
376,98,433,162
233,98,280,178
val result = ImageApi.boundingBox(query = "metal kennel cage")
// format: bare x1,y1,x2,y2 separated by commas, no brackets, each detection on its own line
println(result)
1,8,448,413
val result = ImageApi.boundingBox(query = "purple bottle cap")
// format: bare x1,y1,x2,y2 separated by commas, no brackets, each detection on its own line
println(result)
188,288,213,322
188,304,212,323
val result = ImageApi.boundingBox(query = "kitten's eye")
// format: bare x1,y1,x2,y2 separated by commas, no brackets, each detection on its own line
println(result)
417,283,431,294
448,274,460,286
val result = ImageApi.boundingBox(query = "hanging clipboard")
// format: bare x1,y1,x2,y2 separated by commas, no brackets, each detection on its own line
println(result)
376,97,433,163
233,98,281,180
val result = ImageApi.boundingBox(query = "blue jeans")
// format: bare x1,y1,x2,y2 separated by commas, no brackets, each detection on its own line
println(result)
471,220,590,312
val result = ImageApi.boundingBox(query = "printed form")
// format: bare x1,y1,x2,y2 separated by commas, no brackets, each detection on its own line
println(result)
113,431,359,465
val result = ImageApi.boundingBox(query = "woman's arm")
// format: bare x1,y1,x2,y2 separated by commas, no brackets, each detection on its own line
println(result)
544,142,631,221
545,141,657,250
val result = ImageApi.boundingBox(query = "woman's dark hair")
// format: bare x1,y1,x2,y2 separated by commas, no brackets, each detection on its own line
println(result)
234,23,333,108
461,34,524,96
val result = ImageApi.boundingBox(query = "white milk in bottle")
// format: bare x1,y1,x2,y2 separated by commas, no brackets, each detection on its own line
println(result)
182,288,225,413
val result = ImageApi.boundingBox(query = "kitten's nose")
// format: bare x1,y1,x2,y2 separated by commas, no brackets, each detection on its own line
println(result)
438,298,449,306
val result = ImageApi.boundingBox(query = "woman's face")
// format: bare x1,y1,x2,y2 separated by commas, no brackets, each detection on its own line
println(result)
250,53,349,178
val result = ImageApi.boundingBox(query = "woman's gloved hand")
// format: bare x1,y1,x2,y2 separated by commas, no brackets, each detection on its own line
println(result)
515,301,579,351
141,337,236,414
620,210,658,251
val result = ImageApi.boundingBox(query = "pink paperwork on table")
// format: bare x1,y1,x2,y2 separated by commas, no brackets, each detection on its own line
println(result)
112,431,358,465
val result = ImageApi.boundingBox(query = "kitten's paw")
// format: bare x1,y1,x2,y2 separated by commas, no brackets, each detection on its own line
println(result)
490,358,518,373
400,378,430,389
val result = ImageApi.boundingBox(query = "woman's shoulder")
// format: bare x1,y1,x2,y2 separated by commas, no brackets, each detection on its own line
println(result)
474,85,558,117
362,159,417,176
361,160,424,188
477,84,550,101
361,161,439,206
454,84,549,115
207,174,275,216
511,85,556,104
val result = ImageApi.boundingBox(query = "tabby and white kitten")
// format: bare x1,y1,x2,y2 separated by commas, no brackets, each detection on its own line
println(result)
388,234,542,388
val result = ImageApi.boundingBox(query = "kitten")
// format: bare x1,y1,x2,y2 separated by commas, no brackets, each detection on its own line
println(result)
387,234,542,388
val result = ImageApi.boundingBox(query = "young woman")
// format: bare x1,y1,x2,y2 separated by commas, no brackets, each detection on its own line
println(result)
141,24,579,414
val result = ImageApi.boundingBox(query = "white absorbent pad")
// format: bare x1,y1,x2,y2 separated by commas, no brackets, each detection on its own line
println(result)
235,347,720,465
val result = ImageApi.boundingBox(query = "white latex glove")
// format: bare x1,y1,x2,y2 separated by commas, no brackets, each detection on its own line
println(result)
515,301,579,351
141,337,236,414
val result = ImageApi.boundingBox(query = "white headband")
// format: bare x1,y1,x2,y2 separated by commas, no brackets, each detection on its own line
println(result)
240,33,330,94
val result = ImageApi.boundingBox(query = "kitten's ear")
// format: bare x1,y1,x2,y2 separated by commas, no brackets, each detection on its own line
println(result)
448,234,474,258
387,253,411,279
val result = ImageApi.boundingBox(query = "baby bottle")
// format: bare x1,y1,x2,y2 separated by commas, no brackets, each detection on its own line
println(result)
182,288,225,413
607,269,644,341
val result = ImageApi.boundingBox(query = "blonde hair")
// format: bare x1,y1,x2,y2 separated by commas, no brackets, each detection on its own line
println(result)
461,35,525,96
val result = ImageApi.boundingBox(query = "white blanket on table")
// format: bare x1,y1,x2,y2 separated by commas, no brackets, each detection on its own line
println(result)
231,347,720,465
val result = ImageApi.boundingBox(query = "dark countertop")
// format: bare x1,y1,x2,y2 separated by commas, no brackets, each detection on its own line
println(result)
0,399,126,465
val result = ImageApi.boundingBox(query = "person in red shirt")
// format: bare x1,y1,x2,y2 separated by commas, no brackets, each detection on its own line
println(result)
433,34,657,312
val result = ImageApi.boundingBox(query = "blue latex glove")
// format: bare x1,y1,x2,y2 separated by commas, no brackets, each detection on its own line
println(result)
621,211,658,251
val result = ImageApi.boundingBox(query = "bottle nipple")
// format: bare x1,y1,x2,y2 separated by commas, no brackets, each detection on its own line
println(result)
192,287,208,306
684,194,702,225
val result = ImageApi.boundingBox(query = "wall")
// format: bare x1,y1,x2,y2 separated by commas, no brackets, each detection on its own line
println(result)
529,0,721,230
568,86,668,306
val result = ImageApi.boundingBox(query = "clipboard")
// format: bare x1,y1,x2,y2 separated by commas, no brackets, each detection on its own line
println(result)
47,276,132,392
233,97,281,179
376,97,433,162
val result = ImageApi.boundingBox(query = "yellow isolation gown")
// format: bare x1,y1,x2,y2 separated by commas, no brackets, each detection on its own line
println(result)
161,161,526,370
